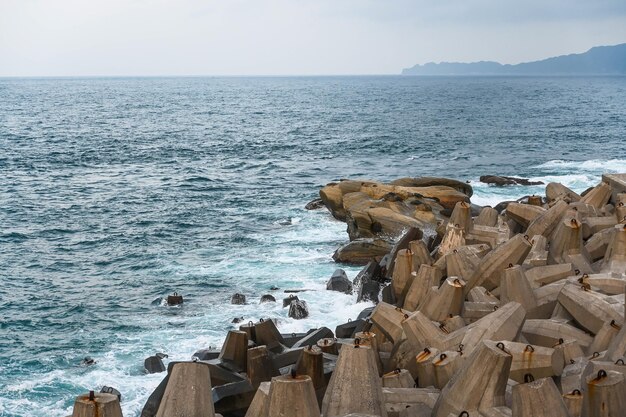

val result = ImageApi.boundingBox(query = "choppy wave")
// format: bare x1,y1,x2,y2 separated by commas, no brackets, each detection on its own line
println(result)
1,75,625,417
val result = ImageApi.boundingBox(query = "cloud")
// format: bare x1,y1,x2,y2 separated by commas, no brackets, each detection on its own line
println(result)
0,0,625,75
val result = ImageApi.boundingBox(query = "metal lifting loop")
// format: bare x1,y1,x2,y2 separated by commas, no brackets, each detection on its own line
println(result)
248,321,253,327
616,359,625,365
439,353,447,361
423,347,431,354
524,373,535,383
574,269,580,275
592,352,600,359
459,411,469,417
597,370,607,379
496,342,506,351
525,345,535,352
572,389,581,396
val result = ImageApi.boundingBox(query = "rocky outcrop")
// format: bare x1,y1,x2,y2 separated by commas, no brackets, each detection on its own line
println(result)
480,175,544,186
332,238,392,265
320,177,472,246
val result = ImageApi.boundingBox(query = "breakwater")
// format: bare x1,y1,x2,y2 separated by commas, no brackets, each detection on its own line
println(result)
67,173,626,417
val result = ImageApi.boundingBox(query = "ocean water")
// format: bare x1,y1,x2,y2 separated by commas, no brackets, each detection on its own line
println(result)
1,75,625,416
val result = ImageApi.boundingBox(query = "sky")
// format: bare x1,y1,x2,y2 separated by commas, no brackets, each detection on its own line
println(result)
1,0,626,76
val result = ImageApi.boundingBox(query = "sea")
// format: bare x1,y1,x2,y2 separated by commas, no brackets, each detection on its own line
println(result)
0,75,625,417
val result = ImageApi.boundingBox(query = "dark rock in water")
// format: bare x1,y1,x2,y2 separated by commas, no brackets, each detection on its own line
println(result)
144,355,166,374
192,348,220,361
277,218,293,226
288,300,309,319
260,294,276,303
304,198,325,210
283,295,299,308
100,386,121,401
326,269,353,294
231,316,244,323
166,292,183,306
480,175,544,186
151,297,163,306
230,293,246,305
270,286,279,291
155,352,168,359
332,238,392,265
81,357,96,366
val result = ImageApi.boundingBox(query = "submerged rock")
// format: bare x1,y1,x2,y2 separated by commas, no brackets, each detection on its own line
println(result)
230,293,246,305
288,300,309,319
326,269,353,294
144,355,165,374
80,357,96,366
480,175,544,186
304,198,325,210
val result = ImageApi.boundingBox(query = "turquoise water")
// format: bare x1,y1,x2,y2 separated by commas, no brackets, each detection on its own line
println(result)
1,76,625,416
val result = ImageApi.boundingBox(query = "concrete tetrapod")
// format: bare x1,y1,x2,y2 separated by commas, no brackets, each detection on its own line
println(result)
403,265,443,312
511,377,570,417
601,224,626,274
499,265,537,312
218,330,248,372
498,341,563,383
525,200,569,238
475,206,499,227
557,283,624,335
321,343,387,417
295,346,326,402
548,215,593,273
244,381,270,417
155,362,215,417
431,340,512,417
392,248,413,301
466,234,531,292
419,277,465,322
370,302,410,343
71,392,123,417
582,369,626,417
382,368,415,388
267,374,320,417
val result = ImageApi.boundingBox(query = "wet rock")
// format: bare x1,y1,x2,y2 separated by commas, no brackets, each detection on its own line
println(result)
390,176,473,197
304,198,325,210
166,292,183,306
270,286,279,291
155,352,168,359
231,316,244,323
332,238,392,265
288,300,309,319
230,293,246,305
81,357,96,366
480,175,544,186
260,294,276,303
326,269,353,294
144,355,166,374
283,295,299,308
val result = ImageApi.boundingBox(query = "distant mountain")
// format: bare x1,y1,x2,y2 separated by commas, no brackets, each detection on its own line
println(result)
401,43,626,75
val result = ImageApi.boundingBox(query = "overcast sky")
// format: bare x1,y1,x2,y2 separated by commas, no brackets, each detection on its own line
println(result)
1,0,626,76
